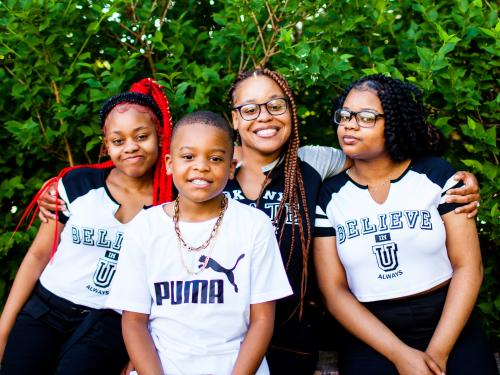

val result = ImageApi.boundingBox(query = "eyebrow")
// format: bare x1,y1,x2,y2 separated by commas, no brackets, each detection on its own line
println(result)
343,107,381,112
178,146,228,153
109,125,151,134
237,94,283,105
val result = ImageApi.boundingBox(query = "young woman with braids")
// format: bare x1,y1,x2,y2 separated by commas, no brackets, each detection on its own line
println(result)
0,78,173,374
314,75,498,375
227,69,481,374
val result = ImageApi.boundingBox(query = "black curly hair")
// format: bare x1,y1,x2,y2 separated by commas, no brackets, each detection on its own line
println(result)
333,74,445,161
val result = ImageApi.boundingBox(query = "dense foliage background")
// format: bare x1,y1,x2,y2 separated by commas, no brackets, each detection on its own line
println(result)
1,0,498,347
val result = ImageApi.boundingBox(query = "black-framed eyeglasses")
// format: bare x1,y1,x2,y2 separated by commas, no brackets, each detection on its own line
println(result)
333,109,384,128
233,98,288,121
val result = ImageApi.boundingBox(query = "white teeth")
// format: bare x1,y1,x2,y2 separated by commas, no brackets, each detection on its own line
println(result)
256,128,277,137
191,179,209,186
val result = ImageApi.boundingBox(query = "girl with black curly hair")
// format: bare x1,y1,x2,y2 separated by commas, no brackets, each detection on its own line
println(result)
314,75,498,375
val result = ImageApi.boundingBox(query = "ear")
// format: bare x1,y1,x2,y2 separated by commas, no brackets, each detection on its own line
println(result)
231,110,239,131
228,158,238,180
100,136,109,157
165,154,173,175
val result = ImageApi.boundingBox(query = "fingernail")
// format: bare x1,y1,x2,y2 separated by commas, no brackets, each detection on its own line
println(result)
476,201,480,207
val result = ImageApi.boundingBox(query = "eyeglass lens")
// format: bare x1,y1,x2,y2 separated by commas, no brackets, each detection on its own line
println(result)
238,98,287,120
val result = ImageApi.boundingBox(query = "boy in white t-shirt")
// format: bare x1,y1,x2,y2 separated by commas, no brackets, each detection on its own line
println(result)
107,110,292,375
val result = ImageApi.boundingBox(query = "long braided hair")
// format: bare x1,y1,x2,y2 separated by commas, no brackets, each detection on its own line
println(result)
16,78,173,257
229,68,311,318
334,74,444,161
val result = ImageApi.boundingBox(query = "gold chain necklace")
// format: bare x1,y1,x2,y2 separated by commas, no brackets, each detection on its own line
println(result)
178,235,218,275
173,195,228,252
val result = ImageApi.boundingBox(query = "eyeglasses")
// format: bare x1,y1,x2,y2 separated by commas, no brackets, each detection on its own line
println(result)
233,98,288,121
333,109,384,128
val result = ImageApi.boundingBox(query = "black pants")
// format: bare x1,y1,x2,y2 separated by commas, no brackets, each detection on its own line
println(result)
266,316,319,375
1,283,128,375
339,286,499,375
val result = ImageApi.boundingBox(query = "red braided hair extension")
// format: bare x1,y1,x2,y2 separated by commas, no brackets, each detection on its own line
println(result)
129,78,173,204
14,78,173,259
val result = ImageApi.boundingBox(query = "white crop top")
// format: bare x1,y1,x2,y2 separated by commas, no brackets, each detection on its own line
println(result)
315,157,464,302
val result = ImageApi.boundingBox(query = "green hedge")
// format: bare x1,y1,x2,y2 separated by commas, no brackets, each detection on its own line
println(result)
0,0,498,347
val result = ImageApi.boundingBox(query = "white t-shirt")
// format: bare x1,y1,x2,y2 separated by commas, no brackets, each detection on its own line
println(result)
40,167,126,309
107,198,292,375
315,157,464,302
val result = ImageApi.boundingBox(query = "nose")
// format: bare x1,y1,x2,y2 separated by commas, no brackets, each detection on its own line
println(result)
124,138,139,152
343,115,359,130
256,104,272,121
193,158,209,171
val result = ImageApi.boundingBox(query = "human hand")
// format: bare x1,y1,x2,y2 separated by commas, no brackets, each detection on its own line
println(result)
37,181,66,222
120,360,135,375
393,346,443,375
426,348,448,375
446,171,480,218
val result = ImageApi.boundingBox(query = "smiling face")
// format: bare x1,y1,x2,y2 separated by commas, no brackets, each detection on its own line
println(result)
104,106,159,179
231,75,292,161
337,88,387,161
166,123,236,207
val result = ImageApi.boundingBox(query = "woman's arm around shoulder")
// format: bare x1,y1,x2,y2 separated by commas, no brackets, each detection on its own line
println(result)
232,301,275,375
298,145,351,180
313,236,442,375
0,219,63,360
425,211,482,371
122,311,163,375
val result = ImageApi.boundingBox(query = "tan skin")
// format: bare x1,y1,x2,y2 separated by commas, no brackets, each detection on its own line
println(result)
314,89,483,374
0,107,159,370
39,77,480,217
122,123,275,375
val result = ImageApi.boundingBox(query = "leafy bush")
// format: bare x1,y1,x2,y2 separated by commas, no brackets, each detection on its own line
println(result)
0,0,498,346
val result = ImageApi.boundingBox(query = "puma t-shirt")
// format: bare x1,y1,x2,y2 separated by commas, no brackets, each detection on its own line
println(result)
107,198,292,374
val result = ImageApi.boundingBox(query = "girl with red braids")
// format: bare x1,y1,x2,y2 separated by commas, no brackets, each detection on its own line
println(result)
0,78,173,375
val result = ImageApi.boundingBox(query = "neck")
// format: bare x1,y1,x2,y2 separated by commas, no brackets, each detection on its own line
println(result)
239,145,282,172
350,156,410,184
108,168,154,192
177,194,225,222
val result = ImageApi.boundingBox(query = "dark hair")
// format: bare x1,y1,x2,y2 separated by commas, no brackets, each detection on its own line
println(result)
99,92,162,129
228,69,311,318
334,74,444,161
173,110,235,146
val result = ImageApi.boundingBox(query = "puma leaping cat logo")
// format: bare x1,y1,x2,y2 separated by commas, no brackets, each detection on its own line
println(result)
199,254,245,293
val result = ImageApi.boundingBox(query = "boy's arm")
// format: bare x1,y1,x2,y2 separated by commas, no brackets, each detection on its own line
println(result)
232,301,275,375
122,311,163,375
0,219,62,360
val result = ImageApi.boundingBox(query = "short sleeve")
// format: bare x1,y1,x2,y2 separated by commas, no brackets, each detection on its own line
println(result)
314,178,337,237
106,222,152,314
298,145,346,180
412,157,465,216
437,175,464,215
250,217,292,304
